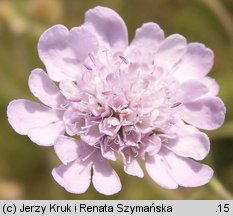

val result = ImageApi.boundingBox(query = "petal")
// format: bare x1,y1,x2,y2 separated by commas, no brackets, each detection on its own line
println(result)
128,23,164,62
161,149,214,187
165,124,210,160
101,148,117,161
92,158,121,195
201,77,219,96
154,34,187,71
38,25,80,81
100,142,117,161
7,99,62,135
52,160,92,194
29,68,65,108
54,136,79,164
141,134,162,156
180,96,226,130
28,121,65,146
63,108,86,136
173,43,214,82
124,159,144,178
68,26,99,62
54,136,93,165
175,80,209,103
131,23,164,48
99,117,121,136
59,80,78,99
145,154,178,189
80,125,102,146
85,6,128,51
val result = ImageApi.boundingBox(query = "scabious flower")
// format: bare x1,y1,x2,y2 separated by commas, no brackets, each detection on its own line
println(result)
7,6,226,195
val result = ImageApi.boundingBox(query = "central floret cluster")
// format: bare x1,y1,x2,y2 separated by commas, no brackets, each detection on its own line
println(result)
63,50,176,168
7,6,226,195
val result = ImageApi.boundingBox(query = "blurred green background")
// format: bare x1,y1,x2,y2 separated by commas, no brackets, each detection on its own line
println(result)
0,0,233,199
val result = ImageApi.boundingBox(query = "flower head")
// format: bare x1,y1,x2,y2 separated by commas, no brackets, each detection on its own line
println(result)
7,6,226,195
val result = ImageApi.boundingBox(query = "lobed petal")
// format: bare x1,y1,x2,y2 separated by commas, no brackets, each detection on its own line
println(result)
161,149,213,187
85,6,128,51
68,26,99,62
54,135,95,164
92,157,121,195
52,160,92,194
165,124,210,160
180,96,226,130
128,22,164,63
54,136,80,165
7,99,63,135
146,154,178,189
28,121,65,146
175,80,209,103
131,22,164,49
38,25,80,81
154,34,187,72
124,159,144,178
146,149,213,188
29,68,65,108
173,43,214,82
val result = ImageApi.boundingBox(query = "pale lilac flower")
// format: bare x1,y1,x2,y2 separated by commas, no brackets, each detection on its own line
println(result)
7,6,226,195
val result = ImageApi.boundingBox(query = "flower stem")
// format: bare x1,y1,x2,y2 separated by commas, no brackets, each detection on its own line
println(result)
209,176,233,200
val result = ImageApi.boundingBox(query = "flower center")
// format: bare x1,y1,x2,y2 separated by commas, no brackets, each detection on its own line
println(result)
62,51,180,162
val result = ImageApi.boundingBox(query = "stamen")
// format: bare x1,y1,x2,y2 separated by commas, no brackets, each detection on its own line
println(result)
102,49,110,63
102,91,114,95
170,102,182,108
81,149,97,161
132,148,139,157
67,98,82,103
83,63,93,71
126,130,132,135
88,53,96,66
110,146,118,152
94,143,101,149
119,55,128,64
59,103,69,109
126,153,132,164
81,125,93,130
119,145,126,152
